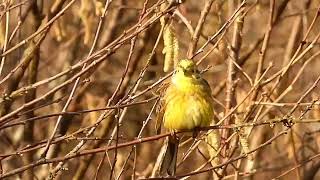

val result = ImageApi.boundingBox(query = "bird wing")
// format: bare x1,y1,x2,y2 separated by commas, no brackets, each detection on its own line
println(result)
155,81,170,134
200,77,213,96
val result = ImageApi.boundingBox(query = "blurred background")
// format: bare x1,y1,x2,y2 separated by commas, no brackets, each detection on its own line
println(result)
1,0,320,179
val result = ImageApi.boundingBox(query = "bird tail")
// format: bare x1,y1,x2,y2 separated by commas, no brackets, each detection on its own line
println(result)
151,135,179,177
161,135,179,176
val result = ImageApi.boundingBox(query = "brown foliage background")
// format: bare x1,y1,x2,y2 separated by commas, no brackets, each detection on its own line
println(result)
1,0,320,179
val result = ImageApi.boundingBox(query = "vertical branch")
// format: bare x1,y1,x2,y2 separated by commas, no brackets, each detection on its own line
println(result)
108,109,120,180
275,2,308,177
240,0,280,177
187,0,214,58
290,130,301,180
254,0,275,84
21,2,43,180
223,1,244,157
0,1,9,76
276,16,302,95
242,0,275,123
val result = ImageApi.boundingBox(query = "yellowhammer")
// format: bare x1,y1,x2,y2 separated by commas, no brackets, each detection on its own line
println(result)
154,59,214,176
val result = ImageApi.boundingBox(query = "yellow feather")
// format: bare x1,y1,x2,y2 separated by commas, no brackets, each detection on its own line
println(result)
162,59,213,131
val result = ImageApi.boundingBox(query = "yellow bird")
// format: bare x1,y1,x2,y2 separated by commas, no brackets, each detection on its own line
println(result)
155,59,214,176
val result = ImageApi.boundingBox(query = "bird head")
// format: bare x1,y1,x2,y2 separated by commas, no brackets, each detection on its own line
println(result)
175,59,199,77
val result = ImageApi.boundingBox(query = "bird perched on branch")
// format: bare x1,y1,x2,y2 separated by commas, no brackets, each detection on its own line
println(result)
154,59,215,176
